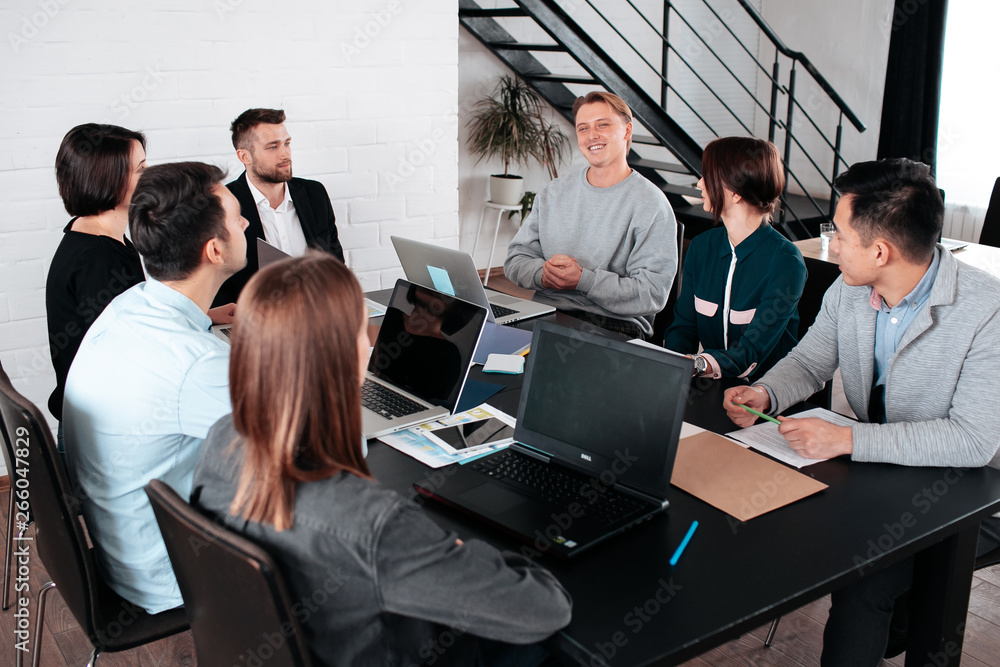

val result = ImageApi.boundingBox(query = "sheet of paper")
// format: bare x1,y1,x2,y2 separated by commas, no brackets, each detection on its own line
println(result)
365,297,387,318
726,407,856,468
672,430,828,521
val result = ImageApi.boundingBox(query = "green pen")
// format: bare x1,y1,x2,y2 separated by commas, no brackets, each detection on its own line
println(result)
739,404,781,425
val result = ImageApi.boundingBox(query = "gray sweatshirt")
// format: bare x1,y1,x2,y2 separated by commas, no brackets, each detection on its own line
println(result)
504,168,677,336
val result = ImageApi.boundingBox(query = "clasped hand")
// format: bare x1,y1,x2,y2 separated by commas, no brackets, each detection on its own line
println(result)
541,254,582,290
723,386,853,459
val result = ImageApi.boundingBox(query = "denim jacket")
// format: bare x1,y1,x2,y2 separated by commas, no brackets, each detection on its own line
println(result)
191,415,572,666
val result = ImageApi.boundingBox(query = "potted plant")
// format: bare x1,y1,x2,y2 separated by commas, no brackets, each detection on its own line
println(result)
467,74,570,206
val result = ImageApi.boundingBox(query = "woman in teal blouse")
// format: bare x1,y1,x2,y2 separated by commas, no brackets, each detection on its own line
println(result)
664,137,806,380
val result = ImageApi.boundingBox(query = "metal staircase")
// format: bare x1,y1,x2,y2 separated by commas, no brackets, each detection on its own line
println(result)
459,0,867,241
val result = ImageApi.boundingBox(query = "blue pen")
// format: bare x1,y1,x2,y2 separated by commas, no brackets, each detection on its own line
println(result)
670,520,699,566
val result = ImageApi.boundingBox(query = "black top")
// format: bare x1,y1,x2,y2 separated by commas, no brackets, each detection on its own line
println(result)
45,219,144,419
212,172,345,307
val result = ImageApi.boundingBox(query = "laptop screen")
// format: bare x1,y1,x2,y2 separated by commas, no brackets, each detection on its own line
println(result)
515,322,692,500
369,280,487,410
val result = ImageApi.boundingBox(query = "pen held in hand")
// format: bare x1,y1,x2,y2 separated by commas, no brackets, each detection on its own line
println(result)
738,403,781,425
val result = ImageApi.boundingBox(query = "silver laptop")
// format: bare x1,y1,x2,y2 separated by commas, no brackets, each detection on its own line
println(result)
390,236,555,325
362,279,489,439
212,238,291,343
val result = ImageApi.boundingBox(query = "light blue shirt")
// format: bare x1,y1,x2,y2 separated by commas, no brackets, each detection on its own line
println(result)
872,247,941,387
63,278,231,614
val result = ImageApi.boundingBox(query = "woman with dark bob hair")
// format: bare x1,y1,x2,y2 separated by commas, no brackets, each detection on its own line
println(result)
191,253,571,666
663,136,806,380
46,124,148,426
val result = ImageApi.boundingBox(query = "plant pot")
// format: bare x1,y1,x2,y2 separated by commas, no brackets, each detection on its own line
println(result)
489,175,524,206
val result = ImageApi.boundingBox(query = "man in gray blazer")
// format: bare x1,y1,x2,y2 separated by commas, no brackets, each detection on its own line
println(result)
722,158,1000,667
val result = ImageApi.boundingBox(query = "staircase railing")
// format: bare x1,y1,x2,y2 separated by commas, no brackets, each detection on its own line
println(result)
556,0,866,232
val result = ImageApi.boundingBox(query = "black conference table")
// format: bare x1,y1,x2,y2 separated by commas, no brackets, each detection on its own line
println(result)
366,290,1000,666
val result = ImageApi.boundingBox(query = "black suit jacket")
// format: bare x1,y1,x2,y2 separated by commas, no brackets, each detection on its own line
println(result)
213,172,345,307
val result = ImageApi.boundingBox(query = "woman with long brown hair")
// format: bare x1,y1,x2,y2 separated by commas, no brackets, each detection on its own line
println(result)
191,252,571,665
663,136,807,381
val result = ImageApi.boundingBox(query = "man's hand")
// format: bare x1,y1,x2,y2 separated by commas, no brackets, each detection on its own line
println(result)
541,254,582,290
208,303,236,325
723,385,771,428
777,417,853,459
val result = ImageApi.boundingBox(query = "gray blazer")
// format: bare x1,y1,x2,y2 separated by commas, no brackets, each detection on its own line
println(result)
757,246,1000,468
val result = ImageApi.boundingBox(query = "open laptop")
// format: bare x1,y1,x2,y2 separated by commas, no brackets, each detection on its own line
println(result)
414,321,693,558
212,238,291,343
390,236,555,324
362,279,489,439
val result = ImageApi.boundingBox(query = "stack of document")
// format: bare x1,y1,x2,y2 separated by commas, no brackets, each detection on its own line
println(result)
379,404,515,468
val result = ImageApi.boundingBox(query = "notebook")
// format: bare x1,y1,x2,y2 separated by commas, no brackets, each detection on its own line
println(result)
362,280,489,439
212,238,291,343
390,236,555,325
414,321,693,558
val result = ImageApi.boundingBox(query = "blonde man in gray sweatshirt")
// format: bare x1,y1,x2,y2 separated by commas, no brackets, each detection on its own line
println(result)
504,92,677,340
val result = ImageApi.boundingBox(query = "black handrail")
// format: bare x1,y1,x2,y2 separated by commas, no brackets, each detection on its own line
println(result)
733,0,866,132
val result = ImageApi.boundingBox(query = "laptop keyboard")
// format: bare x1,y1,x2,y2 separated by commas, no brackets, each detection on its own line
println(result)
219,327,232,338
471,449,645,526
362,379,425,419
490,303,518,319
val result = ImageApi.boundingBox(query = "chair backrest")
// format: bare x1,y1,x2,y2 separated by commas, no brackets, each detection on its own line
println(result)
652,221,685,343
0,360,104,633
978,177,1000,248
144,479,313,667
0,363,21,517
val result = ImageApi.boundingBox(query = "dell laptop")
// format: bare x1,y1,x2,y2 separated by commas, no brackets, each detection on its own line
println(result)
414,321,693,558
390,236,555,324
362,279,489,439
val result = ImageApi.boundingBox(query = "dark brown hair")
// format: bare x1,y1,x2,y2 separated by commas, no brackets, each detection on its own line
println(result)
833,158,942,263
230,108,287,151
701,136,785,225
229,252,370,530
55,123,146,216
573,92,633,152
128,161,229,281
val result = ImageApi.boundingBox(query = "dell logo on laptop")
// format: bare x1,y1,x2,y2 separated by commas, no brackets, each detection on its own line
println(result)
581,453,592,462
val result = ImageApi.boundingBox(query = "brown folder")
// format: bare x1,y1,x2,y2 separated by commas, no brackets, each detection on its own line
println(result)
671,430,828,521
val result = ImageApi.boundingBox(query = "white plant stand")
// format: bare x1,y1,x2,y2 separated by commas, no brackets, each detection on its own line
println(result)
473,200,522,286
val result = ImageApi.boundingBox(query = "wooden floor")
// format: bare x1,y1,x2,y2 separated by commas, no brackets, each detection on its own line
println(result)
2,486,999,667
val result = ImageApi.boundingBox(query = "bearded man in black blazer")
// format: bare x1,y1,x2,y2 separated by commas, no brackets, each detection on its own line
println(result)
213,108,344,307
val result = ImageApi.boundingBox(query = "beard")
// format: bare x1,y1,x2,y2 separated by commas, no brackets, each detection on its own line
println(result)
250,159,293,184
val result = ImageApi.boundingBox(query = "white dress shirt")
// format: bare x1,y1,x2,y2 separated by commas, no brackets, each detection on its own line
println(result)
246,177,308,256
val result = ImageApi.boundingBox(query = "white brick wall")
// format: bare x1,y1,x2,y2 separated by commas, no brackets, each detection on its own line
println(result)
0,0,459,476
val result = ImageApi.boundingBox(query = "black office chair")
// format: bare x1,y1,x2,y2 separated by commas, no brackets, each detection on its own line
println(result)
651,221,685,344
0,363,188,667
0,368,27,615
978,177,1000,248
145,479,314,667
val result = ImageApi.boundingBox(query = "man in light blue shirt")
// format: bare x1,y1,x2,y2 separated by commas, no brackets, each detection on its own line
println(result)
64,161,249,614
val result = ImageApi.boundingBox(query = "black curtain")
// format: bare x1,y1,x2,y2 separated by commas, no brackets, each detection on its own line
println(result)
876,0,949,174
